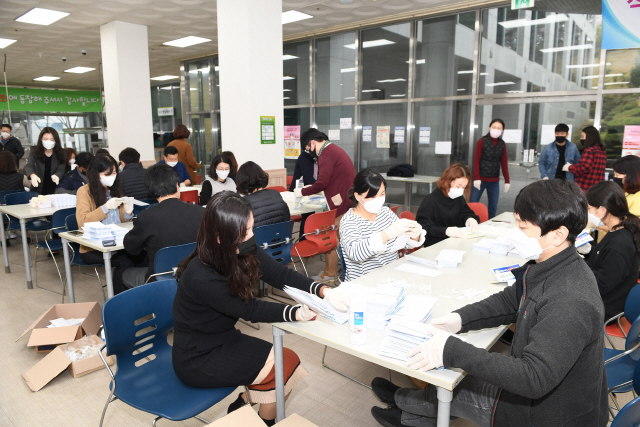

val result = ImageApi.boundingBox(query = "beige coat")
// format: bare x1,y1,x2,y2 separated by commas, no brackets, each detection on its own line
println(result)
75,185,127,253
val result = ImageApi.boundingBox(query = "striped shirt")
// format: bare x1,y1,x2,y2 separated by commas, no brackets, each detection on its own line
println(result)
100,194,133,225
340,206,423,281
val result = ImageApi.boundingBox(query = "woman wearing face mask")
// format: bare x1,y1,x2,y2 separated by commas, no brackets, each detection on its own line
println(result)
581,181,640,320
173,191,349,425
64,147,77,175
199,154,237,206
24,127,67,195
75,154,142,295
339,170,425,281
563,126,607,192
416,164,480,247
612,155,640,216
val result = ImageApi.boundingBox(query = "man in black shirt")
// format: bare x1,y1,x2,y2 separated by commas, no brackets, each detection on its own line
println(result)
555,140,567,179
0,124,24,160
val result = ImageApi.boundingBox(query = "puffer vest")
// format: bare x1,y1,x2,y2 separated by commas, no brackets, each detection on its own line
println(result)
479,135,505,178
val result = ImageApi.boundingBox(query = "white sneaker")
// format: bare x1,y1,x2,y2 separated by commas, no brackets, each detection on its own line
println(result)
6,230,18,240
311,272,336,282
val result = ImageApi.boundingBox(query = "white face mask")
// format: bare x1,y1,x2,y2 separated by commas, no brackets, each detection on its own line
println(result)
167,161,178,167
42,140,56,150
588,210,605,228
448,188,465,199
360,195,385,214
490,129,502,139
1,132,10,139
71,164,77,171
217,169,230,180
507,228,554,261
69,158,75,164
100,174,117,187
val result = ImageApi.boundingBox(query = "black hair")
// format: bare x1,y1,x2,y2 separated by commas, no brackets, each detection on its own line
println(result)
514,179,587,244
87,154,122,207
582,126,604,150
208,154,232,180
236,161,269,195
144,163,181,199
301,128,329,149
0,151,18,174
75,152,93,169
484,119,505,138
118,147,140,164
613,155,640,194
555,123,570,133
347,169,387,207
95,148,110,156
1,124,11,131
164,145,178,157
35,127,65,163
586,181,640,253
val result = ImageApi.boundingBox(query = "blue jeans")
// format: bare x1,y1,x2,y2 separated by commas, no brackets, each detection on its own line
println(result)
394,376,499,427
470,181,500,219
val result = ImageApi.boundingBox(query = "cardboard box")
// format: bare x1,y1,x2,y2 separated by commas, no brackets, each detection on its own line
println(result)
17,302,102,352
207,407,319,427
22,335,113,392
275,414,319,427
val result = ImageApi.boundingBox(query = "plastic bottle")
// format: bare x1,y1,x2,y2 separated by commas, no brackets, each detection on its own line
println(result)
349,295,367,346
295,178,304,208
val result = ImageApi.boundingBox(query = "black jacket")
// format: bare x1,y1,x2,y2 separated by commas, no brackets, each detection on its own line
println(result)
120,163,150,201
0,172,24,192
416,188,479,247
244,189,290,229
0,136,24,160
55,169,87,195
288,150,317,191
445,246,608,427
123,198,204,280
586,228,640,320
24,148,67,194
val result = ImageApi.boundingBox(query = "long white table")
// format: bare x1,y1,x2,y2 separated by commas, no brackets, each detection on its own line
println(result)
59,221,134,302
272,212,520,424
280,191,326,216
381,173,440,207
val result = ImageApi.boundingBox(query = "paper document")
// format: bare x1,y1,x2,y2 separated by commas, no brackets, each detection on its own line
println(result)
394,263,442,278
492,264,520,285
390,234,410,251
575,231,594,248
113,197,148,207
283,286,348,325
405,255,440,269
436,249,465,267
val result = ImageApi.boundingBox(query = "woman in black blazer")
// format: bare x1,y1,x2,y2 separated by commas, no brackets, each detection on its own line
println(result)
24,127,66,195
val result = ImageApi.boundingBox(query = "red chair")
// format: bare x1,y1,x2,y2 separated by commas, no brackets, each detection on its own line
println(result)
197,175,202,184
390,205,400,214
179,190,199,205
468,202,489,223
286,175,294,188
399,211,415,221
267,186,287,193
291,210,338,277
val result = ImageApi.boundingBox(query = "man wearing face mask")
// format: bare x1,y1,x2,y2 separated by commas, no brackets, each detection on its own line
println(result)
55,152,93,195
371,179,608,427
538,123,581,181
0,124,24,161
294,128,356,282
157,146,191,187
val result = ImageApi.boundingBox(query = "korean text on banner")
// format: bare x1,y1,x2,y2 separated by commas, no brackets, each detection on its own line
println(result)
0,87,102,113
284,125,301,159
376,126,390,148
260,116,275,145
623,125,640,157
602,0,640,50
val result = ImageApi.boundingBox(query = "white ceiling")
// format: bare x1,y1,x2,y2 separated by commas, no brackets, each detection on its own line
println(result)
0,0,601,91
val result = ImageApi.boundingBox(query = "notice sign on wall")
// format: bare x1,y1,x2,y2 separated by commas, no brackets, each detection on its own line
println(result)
419,127,431,145
284,125,301,159
260,116,275,145
0,87,102,113
376,126,390,148
157,107,174,117
623,125,640,156
394,127,405,143
362,126,372,142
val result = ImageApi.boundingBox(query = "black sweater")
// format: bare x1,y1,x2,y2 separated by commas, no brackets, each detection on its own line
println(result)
0,137,24,160
416,188,479,247
586,228,640,320
0,172,24,192
244,189,291,228
288,150,317,191
445,246,608,427
120,163,150,201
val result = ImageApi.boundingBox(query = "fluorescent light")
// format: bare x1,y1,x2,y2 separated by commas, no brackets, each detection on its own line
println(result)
15,8,69,26
282,10,313,24
344,39,395,49
151,75,179,81
480,72,490,76
341,67,356,73
604,81,629,86
486,81,515,87
190,88,198,91
458,70,473,74
283,89,291,92
416,59,425,64
582,73,624,80
189,68,209,73
283,97,290,100
390,94,406,97
64,67,95,74
457,88,466,91
0,38,17,49
163,36,211,48
214,66,219,71
507,90,524,93
377,78,406,83
283,76,295,80
344,97,356,99
283,55,298,60
498,14,568,29
160,86,179,90
33,76,60,82
540,44,593,53
566,63,611,69
362,89,381,92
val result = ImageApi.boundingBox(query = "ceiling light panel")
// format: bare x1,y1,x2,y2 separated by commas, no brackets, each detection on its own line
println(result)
283,55,298,60
344,39,395,49
33,76,60,81
0,38,17,49
64,67,95,74
377,78,406,83
282,10,313,25
540,44,593,53
163,36,211,48
15,8,69,26
151,75,179,81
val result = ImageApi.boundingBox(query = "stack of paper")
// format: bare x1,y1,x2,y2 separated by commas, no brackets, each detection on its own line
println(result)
490,236,514,255
405,255,440,269
46,318,85,328
394,263,442,278
44,194,76,208
472,238,495,253
82,222,130,242
393,295,437,323
478,221,515,237
492,264,519,285
575,231,594,248
463,229,486,239
367,285,406,330
436,249,465,268
283,286,349,325
378,317,433,361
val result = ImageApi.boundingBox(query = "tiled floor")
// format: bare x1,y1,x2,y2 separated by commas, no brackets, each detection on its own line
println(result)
0,231,629,426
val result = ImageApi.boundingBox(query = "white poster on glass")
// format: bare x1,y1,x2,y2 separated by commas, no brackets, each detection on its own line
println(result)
435,141,452,155
540,124,572,146
340,118,352,129
502,129,523,144
328,129,341,141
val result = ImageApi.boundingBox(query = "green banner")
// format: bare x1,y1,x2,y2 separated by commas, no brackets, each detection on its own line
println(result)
0,87,102,113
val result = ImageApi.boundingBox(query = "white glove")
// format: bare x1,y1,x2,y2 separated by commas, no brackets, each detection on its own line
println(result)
51,175,59,185
293,187,303,198
323,288,349,312
30,174,41,188
562,163,571,172
179,182,185,188
406,224,423,239
465,218,479,232
295,304,317,321
445,227,465,238
430,313,462,334
504,183,510,193
542,177,549,180
104,198,123,211
577,243,592,255
384,218,413,240
406,327,453,371
473,180,481,191
123,199,134,215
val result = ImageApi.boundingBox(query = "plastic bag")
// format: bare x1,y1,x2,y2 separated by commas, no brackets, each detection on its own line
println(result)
63,335,102,362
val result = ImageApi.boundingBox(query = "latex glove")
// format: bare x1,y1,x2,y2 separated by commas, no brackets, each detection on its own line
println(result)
104,198,123,211
406,225,423,239
445,227,465,238
562,163,571,172
465,218,479,232
179,182,185,188
430,313,462,334
542,177,549,180
406,327,452,371
384,218,413,240
295,304,317,321
473,180,481,191
294,187,303,198
30,175,41,188
577,243,592,255
51,175,59,185
123,199,134,215
504,183,510,193
323,288,349,312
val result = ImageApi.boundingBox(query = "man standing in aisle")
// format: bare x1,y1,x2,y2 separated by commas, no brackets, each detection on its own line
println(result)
294,128,355,282
0,124,24,160
539,123,581,181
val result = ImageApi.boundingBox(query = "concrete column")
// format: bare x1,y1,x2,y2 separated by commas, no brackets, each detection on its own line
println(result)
100,21,155,162
217,0,284,170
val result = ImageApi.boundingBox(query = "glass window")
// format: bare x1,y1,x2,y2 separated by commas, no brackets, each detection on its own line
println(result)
151,86,160,132
283,41,310,106
359,103,407,171
284,108,311,174
414,13,476,98
315,105,355,163
173,85,182,127
601,93,640,165
605,48,640,90
213,57,220,110
159,84,174,132
315,33,356,103
190,113,212,170
187,59,211,112
361,23,410,101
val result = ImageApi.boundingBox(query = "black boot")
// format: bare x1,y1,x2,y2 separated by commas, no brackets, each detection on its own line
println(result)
371,406,406,427
371,377,400,407
260,416,276,426
227,392,246,414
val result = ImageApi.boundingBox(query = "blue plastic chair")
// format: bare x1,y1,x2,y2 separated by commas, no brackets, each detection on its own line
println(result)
605,285,640,349
64,214,106,301
5,191,51,232
605,314,640,412
133,199,159,216
98,279,235,427
611,396,640,427
144,242,196,283
337,243,347,283
254,220,295,298
0,189,26,204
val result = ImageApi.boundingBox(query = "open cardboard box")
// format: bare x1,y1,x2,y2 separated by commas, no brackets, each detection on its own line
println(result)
17,302,102,352
208,406,319,427
22,335,113,392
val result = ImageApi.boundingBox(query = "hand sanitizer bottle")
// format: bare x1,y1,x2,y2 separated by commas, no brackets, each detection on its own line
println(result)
349,295,367,346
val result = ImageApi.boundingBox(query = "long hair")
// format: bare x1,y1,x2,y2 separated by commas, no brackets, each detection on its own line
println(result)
176,191,261,301
586,181,640,253
484,119,505,138
347,169,386,207
582,126,604,151
87,154,123,207
35,127,65,163
437,163,472,200
221,151,238,177
613,155,640,194
0,151,18,174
